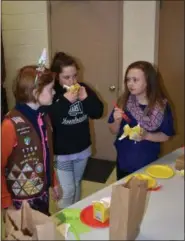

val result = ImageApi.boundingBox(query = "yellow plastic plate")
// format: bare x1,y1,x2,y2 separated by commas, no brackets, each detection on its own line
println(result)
145,165,174,179
125,173,157,189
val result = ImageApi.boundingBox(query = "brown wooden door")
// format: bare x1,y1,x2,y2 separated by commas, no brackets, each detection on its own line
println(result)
49,1,123,161
158,0,184,155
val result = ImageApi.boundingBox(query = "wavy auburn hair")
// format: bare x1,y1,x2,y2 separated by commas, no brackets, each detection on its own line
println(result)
13,65,55,103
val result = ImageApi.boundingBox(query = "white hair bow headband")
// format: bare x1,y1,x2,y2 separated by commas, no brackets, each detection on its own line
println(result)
35,48,47,85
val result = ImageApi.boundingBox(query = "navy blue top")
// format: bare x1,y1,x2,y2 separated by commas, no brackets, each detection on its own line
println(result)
15,103,51,188
108,103,175,172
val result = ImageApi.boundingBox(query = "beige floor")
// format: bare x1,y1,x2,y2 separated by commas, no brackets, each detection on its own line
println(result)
81,169,116,199
81,167,116,199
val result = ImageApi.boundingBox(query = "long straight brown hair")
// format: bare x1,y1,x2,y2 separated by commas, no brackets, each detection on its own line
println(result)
117,61,167,111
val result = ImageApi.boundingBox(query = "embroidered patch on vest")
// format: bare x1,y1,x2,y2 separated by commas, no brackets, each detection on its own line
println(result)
31,187,39,195
12,188,21,195
17,126,31,135
20,159,29,166
31,178,38,186
22,163,33,172
30,172,37,180
12,181,21,189
12,164,21,172
24,136,31,145
17,173,27,180
19,180,26,187
36,183,44,191
35,163,43,173
23,181,34,195
19,190,27,196
11,116,25,124
8,172,16,180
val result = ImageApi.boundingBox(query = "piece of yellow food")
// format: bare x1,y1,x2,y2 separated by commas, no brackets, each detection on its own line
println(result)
119,124,143,141
69,83,81,93
124,124,132,136
63,83,81,93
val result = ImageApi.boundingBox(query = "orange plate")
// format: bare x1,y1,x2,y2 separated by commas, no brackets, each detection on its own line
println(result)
80,205,109,228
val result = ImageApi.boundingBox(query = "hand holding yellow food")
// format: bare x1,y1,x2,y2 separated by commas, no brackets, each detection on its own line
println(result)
119,124,144,141
63,83,81,94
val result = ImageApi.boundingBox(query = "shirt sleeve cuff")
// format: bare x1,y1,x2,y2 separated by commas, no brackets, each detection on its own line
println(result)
2,195,13,209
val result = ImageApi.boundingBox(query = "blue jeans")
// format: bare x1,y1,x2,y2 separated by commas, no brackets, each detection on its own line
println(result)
56,157,88,209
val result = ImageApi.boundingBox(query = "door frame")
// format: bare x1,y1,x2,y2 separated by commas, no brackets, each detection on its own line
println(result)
158,0,184,154
47,0,123,97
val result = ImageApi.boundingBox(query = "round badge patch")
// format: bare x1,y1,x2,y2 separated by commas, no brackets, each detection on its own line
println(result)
35,163,43,173
24,136,31,145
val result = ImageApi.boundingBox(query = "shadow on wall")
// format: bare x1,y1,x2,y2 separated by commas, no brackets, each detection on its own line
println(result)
157,69,183,156
75,56,108,156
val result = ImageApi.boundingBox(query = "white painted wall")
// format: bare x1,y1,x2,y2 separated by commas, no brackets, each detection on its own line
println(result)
2,1,159,108
2,1,49,108
122,1,160,82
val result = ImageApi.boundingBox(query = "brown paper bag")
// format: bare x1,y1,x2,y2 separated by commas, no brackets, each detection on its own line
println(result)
175,154,184,171
4,200,65,240
49,187,62,215
109,177,149,240
21,200,35,235
4,211,16,237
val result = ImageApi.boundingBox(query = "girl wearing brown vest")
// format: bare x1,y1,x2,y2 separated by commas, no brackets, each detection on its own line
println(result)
1,50,61,216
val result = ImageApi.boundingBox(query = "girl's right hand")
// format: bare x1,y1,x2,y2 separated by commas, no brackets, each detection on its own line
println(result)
64,91,78,103
113,107,123,122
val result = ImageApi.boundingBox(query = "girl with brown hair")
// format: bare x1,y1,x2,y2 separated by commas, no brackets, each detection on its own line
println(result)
108,61,175,180
48,52,104,208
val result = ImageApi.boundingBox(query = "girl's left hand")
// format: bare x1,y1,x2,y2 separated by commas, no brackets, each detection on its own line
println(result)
78,86,88,101
135,129,148,142
51,186,63,201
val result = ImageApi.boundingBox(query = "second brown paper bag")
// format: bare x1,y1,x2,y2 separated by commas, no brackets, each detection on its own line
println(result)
4,200,65,240
109,177,150,240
